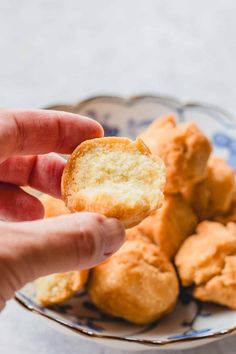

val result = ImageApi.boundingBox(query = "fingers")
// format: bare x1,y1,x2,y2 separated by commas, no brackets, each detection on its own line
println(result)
0,109,103,163
0,154,65,198
0,214,125,306
0,183,44,221
19,213,125,276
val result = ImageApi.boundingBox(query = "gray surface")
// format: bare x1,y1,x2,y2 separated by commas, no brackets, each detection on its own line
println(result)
0,0,236,353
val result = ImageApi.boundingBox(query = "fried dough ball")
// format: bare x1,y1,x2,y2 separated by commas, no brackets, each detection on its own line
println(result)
182,156,235,220
140,115,211,193
36,194,89,305
175,221,236,309
36,270,89,306
62,137,165,228
40,194,70,217
214,182,236,225
88,240,179,324
126,194,197,259
126,225,153,244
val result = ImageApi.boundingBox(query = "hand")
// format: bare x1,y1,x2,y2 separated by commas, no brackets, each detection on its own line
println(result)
0,110,125,310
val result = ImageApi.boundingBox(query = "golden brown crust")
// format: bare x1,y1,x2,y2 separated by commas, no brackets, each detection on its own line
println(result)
125,226,153,244
36,270,89,306
140,115,212,193
88,240,179,324
214,181,236,225
175,221,236,309
182,156,235,220
126,194,197,259
193,255,236,309
62,137,165,228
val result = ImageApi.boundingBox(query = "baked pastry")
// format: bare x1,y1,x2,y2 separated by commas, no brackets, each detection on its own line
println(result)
214,182,236,224
36,194,89,305
175,221,236,309
62,137,165,228
40,194,70,217
140,115,212,193
126,225,153,245
88,240,179,324
182,156,235,220
126,194,197,259
36,270,88,306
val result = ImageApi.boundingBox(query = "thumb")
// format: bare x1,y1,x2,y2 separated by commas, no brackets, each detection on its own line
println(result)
0,213,125,308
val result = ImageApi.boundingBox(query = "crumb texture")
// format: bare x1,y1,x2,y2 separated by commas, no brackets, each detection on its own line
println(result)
62,137,165,228
36,270,89,306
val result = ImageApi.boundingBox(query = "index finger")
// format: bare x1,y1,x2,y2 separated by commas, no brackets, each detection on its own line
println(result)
0,109,103,163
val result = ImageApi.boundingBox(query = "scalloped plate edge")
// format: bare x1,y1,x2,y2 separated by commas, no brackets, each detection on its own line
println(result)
15,293,236,347
45,93,236,126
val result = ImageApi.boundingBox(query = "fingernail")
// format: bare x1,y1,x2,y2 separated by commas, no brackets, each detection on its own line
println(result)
101,218,125,255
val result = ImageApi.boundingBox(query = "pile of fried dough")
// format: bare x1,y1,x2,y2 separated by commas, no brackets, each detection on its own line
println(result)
36,115,236,325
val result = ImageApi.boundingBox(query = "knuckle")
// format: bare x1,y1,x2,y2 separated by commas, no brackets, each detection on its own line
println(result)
74,225,99,265
11,113,25,153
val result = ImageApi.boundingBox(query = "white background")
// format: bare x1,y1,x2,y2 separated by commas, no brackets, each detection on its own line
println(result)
0,1,236,353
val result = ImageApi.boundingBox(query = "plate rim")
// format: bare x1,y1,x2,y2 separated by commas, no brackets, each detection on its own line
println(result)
15,294,236,347
16,93,236,347
45,93,236,126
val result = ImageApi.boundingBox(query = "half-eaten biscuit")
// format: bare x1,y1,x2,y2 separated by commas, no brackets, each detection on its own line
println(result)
62,137,165,228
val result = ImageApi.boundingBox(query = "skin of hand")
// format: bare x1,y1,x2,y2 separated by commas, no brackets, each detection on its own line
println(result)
0,109,125,310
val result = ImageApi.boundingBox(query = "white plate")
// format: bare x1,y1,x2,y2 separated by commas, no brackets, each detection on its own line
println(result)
16,94,236,351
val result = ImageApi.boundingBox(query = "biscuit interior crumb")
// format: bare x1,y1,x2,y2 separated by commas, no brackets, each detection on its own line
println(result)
68,146,165,212
36,271,88,305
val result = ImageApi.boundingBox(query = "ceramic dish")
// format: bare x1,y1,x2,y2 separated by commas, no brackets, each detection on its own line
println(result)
15,94,236,351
